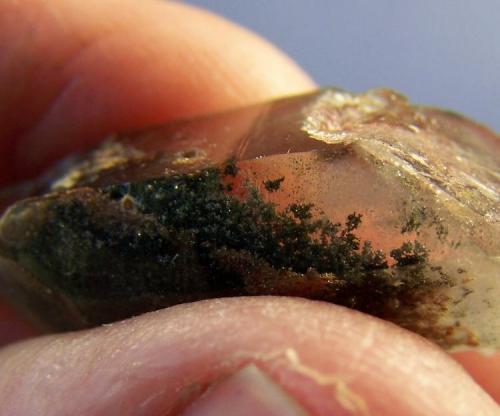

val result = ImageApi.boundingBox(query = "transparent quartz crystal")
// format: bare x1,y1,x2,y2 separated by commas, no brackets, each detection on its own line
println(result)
0,88,498,351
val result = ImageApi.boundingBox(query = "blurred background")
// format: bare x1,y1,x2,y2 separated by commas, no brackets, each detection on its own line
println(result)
187,0,500,131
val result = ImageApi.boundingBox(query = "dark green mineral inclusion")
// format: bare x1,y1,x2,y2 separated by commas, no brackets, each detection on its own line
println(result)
401,204,449,241
13,159,437,318
263,176,285,192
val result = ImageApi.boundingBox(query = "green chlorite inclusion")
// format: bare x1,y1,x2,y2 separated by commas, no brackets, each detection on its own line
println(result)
14,160,434,310
0,87,498,350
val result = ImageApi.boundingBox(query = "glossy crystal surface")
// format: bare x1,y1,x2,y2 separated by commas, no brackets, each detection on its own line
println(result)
0,88,498,350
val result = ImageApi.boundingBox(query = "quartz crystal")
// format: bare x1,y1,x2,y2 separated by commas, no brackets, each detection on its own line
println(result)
0,88,498,351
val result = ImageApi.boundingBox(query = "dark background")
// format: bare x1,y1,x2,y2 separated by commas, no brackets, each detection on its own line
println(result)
187,0,499,132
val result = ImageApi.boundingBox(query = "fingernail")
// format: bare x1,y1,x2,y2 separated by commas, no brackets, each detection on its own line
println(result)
183,364,309,416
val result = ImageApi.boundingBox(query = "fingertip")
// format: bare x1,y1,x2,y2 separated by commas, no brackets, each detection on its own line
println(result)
0,298,497,415
451,350,500,404
0,0,315,185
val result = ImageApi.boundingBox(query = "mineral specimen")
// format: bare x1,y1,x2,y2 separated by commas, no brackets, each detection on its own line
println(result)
0,88,498,350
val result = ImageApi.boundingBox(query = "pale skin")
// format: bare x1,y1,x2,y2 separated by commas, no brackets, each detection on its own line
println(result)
0,1,498,414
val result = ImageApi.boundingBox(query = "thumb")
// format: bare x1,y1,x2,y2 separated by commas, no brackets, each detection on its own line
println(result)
0,297,497,416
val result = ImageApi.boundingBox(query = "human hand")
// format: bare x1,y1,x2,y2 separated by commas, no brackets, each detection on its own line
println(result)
0,1,498,415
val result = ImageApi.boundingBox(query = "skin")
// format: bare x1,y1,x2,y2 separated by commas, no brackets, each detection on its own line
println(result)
0,1,498,414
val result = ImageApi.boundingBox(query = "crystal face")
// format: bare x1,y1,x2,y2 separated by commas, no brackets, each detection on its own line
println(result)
0,88,498,350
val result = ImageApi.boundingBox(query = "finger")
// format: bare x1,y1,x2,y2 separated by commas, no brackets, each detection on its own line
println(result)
0,0,314,185
451,351,500,404
0,297,497,416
